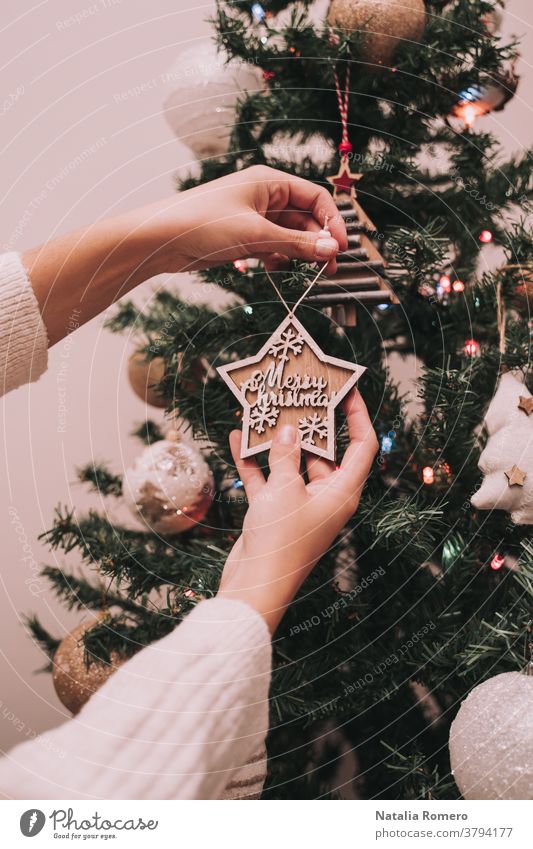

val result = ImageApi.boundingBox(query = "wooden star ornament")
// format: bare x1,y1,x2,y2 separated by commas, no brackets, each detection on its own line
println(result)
217,313,366,461
505,464,527,487
518,395,533,416
327,160,363,201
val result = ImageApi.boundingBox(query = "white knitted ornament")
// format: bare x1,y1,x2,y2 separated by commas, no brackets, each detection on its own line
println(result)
162,40,265,158
449,671,533,799
471,371,533,524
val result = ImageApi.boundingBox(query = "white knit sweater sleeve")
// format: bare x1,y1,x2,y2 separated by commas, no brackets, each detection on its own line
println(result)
0,598,271,799
0,252,272,799
0,252,48,396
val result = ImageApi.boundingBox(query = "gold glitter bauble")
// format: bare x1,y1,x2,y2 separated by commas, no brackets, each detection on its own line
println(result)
124,437,214,535
508,266,533,311
328,0,426,66
128,352,205,408
52,617,125,715
128,352,167,408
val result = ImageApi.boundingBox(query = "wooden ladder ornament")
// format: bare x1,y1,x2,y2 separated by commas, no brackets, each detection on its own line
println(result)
306,165,398,327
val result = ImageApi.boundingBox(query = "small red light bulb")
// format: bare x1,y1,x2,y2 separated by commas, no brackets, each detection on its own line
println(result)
464,339,480,357
490,553,505,571
422,466,435,485
439,275,452,293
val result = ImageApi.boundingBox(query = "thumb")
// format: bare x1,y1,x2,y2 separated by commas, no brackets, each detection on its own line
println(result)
268,424,303,486
262,221,339,264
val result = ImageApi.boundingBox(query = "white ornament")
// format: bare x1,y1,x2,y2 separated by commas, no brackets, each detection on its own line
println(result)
449,671,533,799
471,371,533,524
124,438,214,534
162,40,265,158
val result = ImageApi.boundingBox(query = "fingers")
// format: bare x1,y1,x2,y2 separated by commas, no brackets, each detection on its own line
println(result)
261,219,340,271
339,389,379,486
229,430,266,500
305,453,336,483
272,210,321,234
262,254,291,273
268,423,304,488
277,173,348,252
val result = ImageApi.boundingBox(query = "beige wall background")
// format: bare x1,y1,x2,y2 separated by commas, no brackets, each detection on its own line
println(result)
0,0,531,752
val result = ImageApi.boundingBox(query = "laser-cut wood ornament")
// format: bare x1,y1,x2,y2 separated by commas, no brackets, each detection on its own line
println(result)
217,312,366,461
306,180,398,327
306,63,398,327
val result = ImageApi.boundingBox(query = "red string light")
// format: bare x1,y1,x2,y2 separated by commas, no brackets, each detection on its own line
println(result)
479,229,493,243
422,466,435,485
464,338,480,357
490,553,505,571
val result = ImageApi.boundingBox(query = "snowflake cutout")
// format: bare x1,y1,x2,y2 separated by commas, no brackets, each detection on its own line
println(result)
268,328,304,362
299,413,328,445
249,397,280,434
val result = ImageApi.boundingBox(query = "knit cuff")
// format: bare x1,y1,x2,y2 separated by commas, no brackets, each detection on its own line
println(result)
180,596,272,660
0,597,272,800
0,252,48,397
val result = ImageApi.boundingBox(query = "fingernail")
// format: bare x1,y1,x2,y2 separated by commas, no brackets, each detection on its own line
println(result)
275,424,297,444
315,237,338,259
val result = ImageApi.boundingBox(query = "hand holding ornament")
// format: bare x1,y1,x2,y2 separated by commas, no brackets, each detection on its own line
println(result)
24,166,345,346
218,389,378,633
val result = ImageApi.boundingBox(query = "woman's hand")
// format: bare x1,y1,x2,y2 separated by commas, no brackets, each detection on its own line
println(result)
25,165,346,346
141,164,347,276
218,389,378,634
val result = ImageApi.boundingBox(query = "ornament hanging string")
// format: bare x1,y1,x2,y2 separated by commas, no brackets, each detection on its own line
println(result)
496,279,506,354
265,258,329,317
333,64,352,156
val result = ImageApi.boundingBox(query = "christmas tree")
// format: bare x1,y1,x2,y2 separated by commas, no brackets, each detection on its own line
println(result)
29,0,533,799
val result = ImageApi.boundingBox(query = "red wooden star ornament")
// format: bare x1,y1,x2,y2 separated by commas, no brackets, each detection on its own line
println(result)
327,160,363,201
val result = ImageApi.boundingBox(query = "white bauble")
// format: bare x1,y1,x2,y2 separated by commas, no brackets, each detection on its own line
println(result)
124,438,214,534
162,40,264,158
449,671,533,799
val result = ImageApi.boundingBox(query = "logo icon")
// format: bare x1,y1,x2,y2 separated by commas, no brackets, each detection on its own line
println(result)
20,809,46,837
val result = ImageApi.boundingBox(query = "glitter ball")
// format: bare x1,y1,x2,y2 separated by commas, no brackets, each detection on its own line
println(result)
450,672,533,799
124,438,214,534
53,617,125,715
